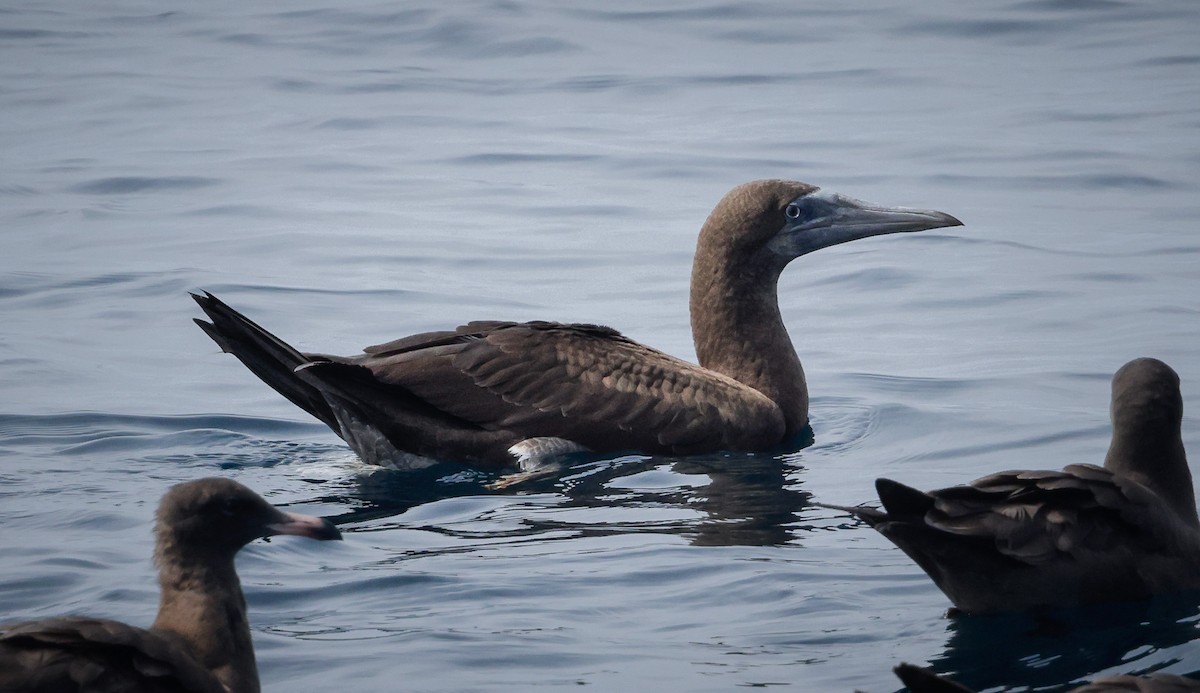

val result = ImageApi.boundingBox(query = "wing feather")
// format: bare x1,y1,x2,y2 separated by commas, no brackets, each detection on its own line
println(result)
354,320,784,453
921,465,1186,566
0,617,223,693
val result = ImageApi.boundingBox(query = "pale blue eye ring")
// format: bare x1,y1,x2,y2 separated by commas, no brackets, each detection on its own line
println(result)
785,204,801,220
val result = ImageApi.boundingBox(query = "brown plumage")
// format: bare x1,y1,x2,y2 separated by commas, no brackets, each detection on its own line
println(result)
0,478,342,693
832,358,1199,614
193,180,961,467
894,663,1200,693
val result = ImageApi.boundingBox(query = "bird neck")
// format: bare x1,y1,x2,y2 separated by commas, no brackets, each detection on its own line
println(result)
1105,419,1197,526
690,249,808,436
151,547,260,693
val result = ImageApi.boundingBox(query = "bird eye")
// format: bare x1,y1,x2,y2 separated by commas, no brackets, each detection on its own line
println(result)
219,497,244,518
784,203,801,220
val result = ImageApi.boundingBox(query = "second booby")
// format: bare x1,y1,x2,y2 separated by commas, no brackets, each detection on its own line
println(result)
832,358,1200,614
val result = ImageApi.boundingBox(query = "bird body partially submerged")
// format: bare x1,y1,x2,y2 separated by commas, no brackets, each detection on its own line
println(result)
193,180,962,467
0,478,341,693
833,358,1200,614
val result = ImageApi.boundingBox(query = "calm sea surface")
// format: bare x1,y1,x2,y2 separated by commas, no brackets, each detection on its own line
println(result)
3,1,1200,691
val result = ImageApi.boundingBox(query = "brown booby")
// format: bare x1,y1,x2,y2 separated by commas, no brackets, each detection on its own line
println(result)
894,662,1200,693
829,358,1199,614
0,478,342,693
192,180,962,468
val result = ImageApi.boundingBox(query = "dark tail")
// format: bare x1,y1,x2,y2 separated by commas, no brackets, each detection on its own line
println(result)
191,292,340,433
876,478,936,517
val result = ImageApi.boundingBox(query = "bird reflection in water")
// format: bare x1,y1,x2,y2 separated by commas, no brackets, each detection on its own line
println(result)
922,595,1200,692
315,428,815,548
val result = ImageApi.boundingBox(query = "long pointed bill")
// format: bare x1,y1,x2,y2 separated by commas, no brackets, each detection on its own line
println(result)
267,511,343,541
768,188,963,259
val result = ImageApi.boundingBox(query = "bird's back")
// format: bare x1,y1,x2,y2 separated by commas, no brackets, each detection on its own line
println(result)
0,616,224,693
857,467,1200,613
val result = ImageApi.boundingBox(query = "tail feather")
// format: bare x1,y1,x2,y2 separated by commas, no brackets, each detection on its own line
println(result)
191,292,340,433
876,478,936,517
295,361,514,463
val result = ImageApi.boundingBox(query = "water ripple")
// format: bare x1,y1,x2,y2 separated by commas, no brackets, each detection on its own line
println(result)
0,412,327,448
68,176,221,194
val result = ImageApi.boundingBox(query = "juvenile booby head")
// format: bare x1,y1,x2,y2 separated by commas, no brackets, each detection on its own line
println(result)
193,180,962,468
770,186,963,260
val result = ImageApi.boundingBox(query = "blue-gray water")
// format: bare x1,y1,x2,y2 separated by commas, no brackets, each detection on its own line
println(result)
3,1,1200,691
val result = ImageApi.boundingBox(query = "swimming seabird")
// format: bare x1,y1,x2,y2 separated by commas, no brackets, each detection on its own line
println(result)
0,478,342,693
193,180,962,468
831,358,1199,614
894,662,1200,692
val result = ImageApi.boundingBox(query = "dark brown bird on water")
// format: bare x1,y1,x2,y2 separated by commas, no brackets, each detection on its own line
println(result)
193,180,962,468
0,478,342,693
829,358,1200,615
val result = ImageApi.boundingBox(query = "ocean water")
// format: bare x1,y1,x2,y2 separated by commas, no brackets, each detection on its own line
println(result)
3,1,1200,691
